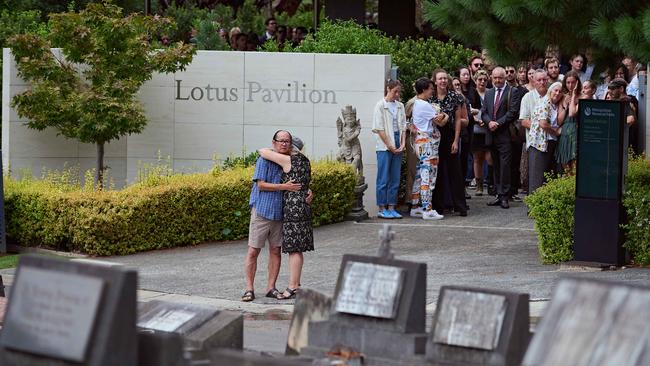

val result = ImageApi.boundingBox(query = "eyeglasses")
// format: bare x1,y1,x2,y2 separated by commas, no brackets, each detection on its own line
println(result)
274,139,291,144
473,63,484,68
505,70,515,74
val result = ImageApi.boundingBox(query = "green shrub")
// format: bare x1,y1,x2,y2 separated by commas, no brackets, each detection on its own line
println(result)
622,157,650,264
525,175,576,264
296,20,396,55
392,38,475,100
526,157,650,265
163,4,207,43
5,160,356,256
221,151,260,169
290,20,474,101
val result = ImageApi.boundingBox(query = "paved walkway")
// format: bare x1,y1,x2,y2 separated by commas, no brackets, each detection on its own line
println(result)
3,194,650,353
103,195,650,305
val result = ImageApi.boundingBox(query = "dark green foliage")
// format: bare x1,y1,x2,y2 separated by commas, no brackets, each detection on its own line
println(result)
526,158,650,265
622,157,650,264
591,9,650,62
424,0,647,67
161,3,205,43
5,161,356,256
392,37,474,100
289,20,474,100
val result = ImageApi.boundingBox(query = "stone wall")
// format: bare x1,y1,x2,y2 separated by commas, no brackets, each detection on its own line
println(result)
2,49,390,214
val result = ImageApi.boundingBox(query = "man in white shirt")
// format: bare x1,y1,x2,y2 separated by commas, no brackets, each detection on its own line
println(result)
519,70,551,193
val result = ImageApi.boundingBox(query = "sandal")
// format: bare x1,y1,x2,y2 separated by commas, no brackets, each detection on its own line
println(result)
265,288,283,299
281,287,299,300
241,290,255,302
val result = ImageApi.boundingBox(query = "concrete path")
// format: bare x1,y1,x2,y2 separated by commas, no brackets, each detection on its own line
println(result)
3,194,650,354
104,195,650,304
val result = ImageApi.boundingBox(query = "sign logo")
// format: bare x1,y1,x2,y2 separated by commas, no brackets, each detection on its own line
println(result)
584,107,591,116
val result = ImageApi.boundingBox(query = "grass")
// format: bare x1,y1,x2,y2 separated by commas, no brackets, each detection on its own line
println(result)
0,254,20,269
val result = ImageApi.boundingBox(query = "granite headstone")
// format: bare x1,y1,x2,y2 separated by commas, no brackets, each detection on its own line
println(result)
427,286,531,366
0,254,138,366
285,288,332,355
304,225,427,364
523,278,650,366
138,300,243,361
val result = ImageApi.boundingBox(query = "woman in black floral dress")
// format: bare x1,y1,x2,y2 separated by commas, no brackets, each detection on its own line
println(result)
430,69,468,216
259,137,313,299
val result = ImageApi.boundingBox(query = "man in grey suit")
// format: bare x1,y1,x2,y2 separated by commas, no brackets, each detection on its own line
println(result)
480,67,522,209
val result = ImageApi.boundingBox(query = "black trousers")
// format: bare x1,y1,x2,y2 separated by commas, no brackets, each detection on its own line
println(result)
510,140,523,196
490,138,512,199
434,136,467,212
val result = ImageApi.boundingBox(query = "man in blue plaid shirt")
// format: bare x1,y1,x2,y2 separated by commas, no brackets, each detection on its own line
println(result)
242,130,302,302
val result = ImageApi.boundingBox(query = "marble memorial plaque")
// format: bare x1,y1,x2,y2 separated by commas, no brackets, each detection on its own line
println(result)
138,308,196,332
0,266,105,361
433,289,507,350
335,261,405,319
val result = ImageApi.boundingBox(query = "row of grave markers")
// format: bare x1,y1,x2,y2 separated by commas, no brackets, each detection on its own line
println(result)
0,224,648,365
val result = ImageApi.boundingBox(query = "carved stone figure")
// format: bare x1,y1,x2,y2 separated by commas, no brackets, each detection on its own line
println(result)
336,105,364,181
336,105,368,221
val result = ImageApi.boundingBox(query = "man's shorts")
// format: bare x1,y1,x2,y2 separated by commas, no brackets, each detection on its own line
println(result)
248,207,283,249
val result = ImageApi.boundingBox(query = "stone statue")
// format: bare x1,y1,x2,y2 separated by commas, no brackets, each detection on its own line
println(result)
336,105,368,221
336,105,364,181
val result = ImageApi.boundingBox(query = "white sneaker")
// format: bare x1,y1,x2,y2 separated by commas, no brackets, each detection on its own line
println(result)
410,207,424,217
422,210,444,220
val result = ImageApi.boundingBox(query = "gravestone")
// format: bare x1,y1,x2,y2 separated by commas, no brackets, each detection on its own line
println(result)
426,286,531,366
0,254,138,366
285,288,332,355
304,224,427,364
523,277,650,366
138,300,243,361
138,329,186,366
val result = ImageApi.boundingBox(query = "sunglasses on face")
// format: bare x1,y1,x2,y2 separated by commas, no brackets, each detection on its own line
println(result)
473,63,484,67
505,70,515,74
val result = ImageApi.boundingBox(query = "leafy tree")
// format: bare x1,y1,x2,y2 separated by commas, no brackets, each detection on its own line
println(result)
423,0,647,67
9,2,195,187
591,9,650,62
0,9,48,139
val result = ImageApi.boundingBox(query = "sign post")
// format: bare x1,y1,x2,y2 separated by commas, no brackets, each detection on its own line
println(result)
574,100,627,266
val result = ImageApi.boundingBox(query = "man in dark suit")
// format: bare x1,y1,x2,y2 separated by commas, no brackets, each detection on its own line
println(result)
480,67,521,209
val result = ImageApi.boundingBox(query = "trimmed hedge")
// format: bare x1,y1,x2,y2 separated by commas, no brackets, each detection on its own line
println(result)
525,175,576,264
525,157,650,264
5,160,356,256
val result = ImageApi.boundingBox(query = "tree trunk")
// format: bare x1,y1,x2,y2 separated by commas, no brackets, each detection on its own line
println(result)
95,142,105,190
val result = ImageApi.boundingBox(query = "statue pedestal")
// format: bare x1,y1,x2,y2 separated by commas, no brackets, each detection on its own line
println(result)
346,177,368,222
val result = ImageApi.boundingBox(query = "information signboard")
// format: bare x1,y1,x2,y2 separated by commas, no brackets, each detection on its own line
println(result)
576,100,625,200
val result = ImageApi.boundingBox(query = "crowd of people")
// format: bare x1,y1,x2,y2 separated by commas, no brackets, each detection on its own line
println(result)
239,50,644,301
373,52,644,220
186,16,309,51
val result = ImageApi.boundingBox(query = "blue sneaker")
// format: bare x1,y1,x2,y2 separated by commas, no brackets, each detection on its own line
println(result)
378,209,393,219
389,209,403,219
